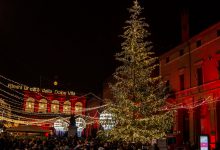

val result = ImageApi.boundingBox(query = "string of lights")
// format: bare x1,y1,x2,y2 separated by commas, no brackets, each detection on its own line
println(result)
1,74,202,113
0,74,100,101
0,98,219,127
0,75,102,125
1,83,218,117
0,95,101,123
0,107,99,126
0,91,107,117
1,74,220,127
1,87,218,121
0,102,99,126
0,76,107,112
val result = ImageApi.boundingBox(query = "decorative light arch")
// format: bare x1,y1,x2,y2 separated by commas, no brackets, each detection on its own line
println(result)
25,97,35,112
51,100,59,113
38,99,47,113
63,101,71,114
75,102,83,115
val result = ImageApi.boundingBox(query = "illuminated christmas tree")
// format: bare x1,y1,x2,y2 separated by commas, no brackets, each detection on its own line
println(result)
98,0,173,143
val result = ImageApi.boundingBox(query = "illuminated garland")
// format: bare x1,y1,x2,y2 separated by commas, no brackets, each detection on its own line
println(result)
0,74,102,101
1,87,219,117
0,91,107,117
0,96,101,125
1,96,219,127
1,85,218,116
0,75,101,125
0,78,106,112
1,74,220,127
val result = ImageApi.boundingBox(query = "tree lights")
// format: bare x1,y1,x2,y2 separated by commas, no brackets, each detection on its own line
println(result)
98,0,174,143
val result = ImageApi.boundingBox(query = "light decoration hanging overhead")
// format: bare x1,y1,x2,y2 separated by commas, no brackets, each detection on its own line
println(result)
54,119,69,132
76,117,86,129
1,74,220,129
99,111,115,130
75,117,86,137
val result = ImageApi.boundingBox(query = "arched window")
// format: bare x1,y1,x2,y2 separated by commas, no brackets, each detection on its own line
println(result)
75,102,83,114
25,97,35,112
63,101,71,114
51,100,59,113
38,99,47,113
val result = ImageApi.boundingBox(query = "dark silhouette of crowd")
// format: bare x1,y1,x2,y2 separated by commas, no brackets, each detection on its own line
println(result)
0,133,151,150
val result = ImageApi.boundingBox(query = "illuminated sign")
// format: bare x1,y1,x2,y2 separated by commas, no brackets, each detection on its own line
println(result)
200,135,209,150
8,83,75,96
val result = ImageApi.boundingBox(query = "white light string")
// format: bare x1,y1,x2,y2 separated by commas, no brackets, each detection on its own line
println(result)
0,102,99,125
0,77,106,112
1,96,219,126
1,74,220,126
0,74,98,100
0,91,107,118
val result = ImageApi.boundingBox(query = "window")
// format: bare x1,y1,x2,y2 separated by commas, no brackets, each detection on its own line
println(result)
196,40,201,47
179,49,184,56
38,99,47,113
25,97,35,112
75,102,83,114
63,101,71,114
217,30,220,37
179,74,185,90
51,100,59,113
166,57,170,63
197,67,203,85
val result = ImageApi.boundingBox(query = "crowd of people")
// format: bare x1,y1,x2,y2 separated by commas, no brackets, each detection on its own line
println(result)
0,133,152,150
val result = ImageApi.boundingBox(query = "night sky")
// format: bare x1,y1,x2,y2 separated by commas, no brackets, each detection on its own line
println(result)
0,0,219,95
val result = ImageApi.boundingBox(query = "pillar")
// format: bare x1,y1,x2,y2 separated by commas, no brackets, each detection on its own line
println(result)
209,101,217,149
189,109,194,145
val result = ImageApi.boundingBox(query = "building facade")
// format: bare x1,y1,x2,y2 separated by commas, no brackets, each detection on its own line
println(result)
160,22,220,149
23,90,86,115
23,89,104,137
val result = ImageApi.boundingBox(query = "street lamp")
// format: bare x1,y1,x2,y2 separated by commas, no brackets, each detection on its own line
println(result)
53,81,58,86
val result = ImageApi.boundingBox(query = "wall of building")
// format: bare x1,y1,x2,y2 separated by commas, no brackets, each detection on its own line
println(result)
160,22,220,149
23,90,86,115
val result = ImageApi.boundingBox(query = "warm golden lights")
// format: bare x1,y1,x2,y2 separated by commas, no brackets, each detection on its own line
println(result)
63,101,71,114
38,99,47,113
25,97,35,112
51,100,59,113
75,102,83,114
24,97,84,115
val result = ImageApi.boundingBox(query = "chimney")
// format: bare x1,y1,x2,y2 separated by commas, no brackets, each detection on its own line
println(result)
181,8,189,42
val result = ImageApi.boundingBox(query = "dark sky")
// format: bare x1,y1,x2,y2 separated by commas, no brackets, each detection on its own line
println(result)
0,0,219,95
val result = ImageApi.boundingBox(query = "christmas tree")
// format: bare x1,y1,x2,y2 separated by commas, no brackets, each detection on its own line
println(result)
98,0,173,144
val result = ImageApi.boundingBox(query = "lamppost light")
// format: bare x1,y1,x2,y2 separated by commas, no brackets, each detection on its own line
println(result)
53,81,58,86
